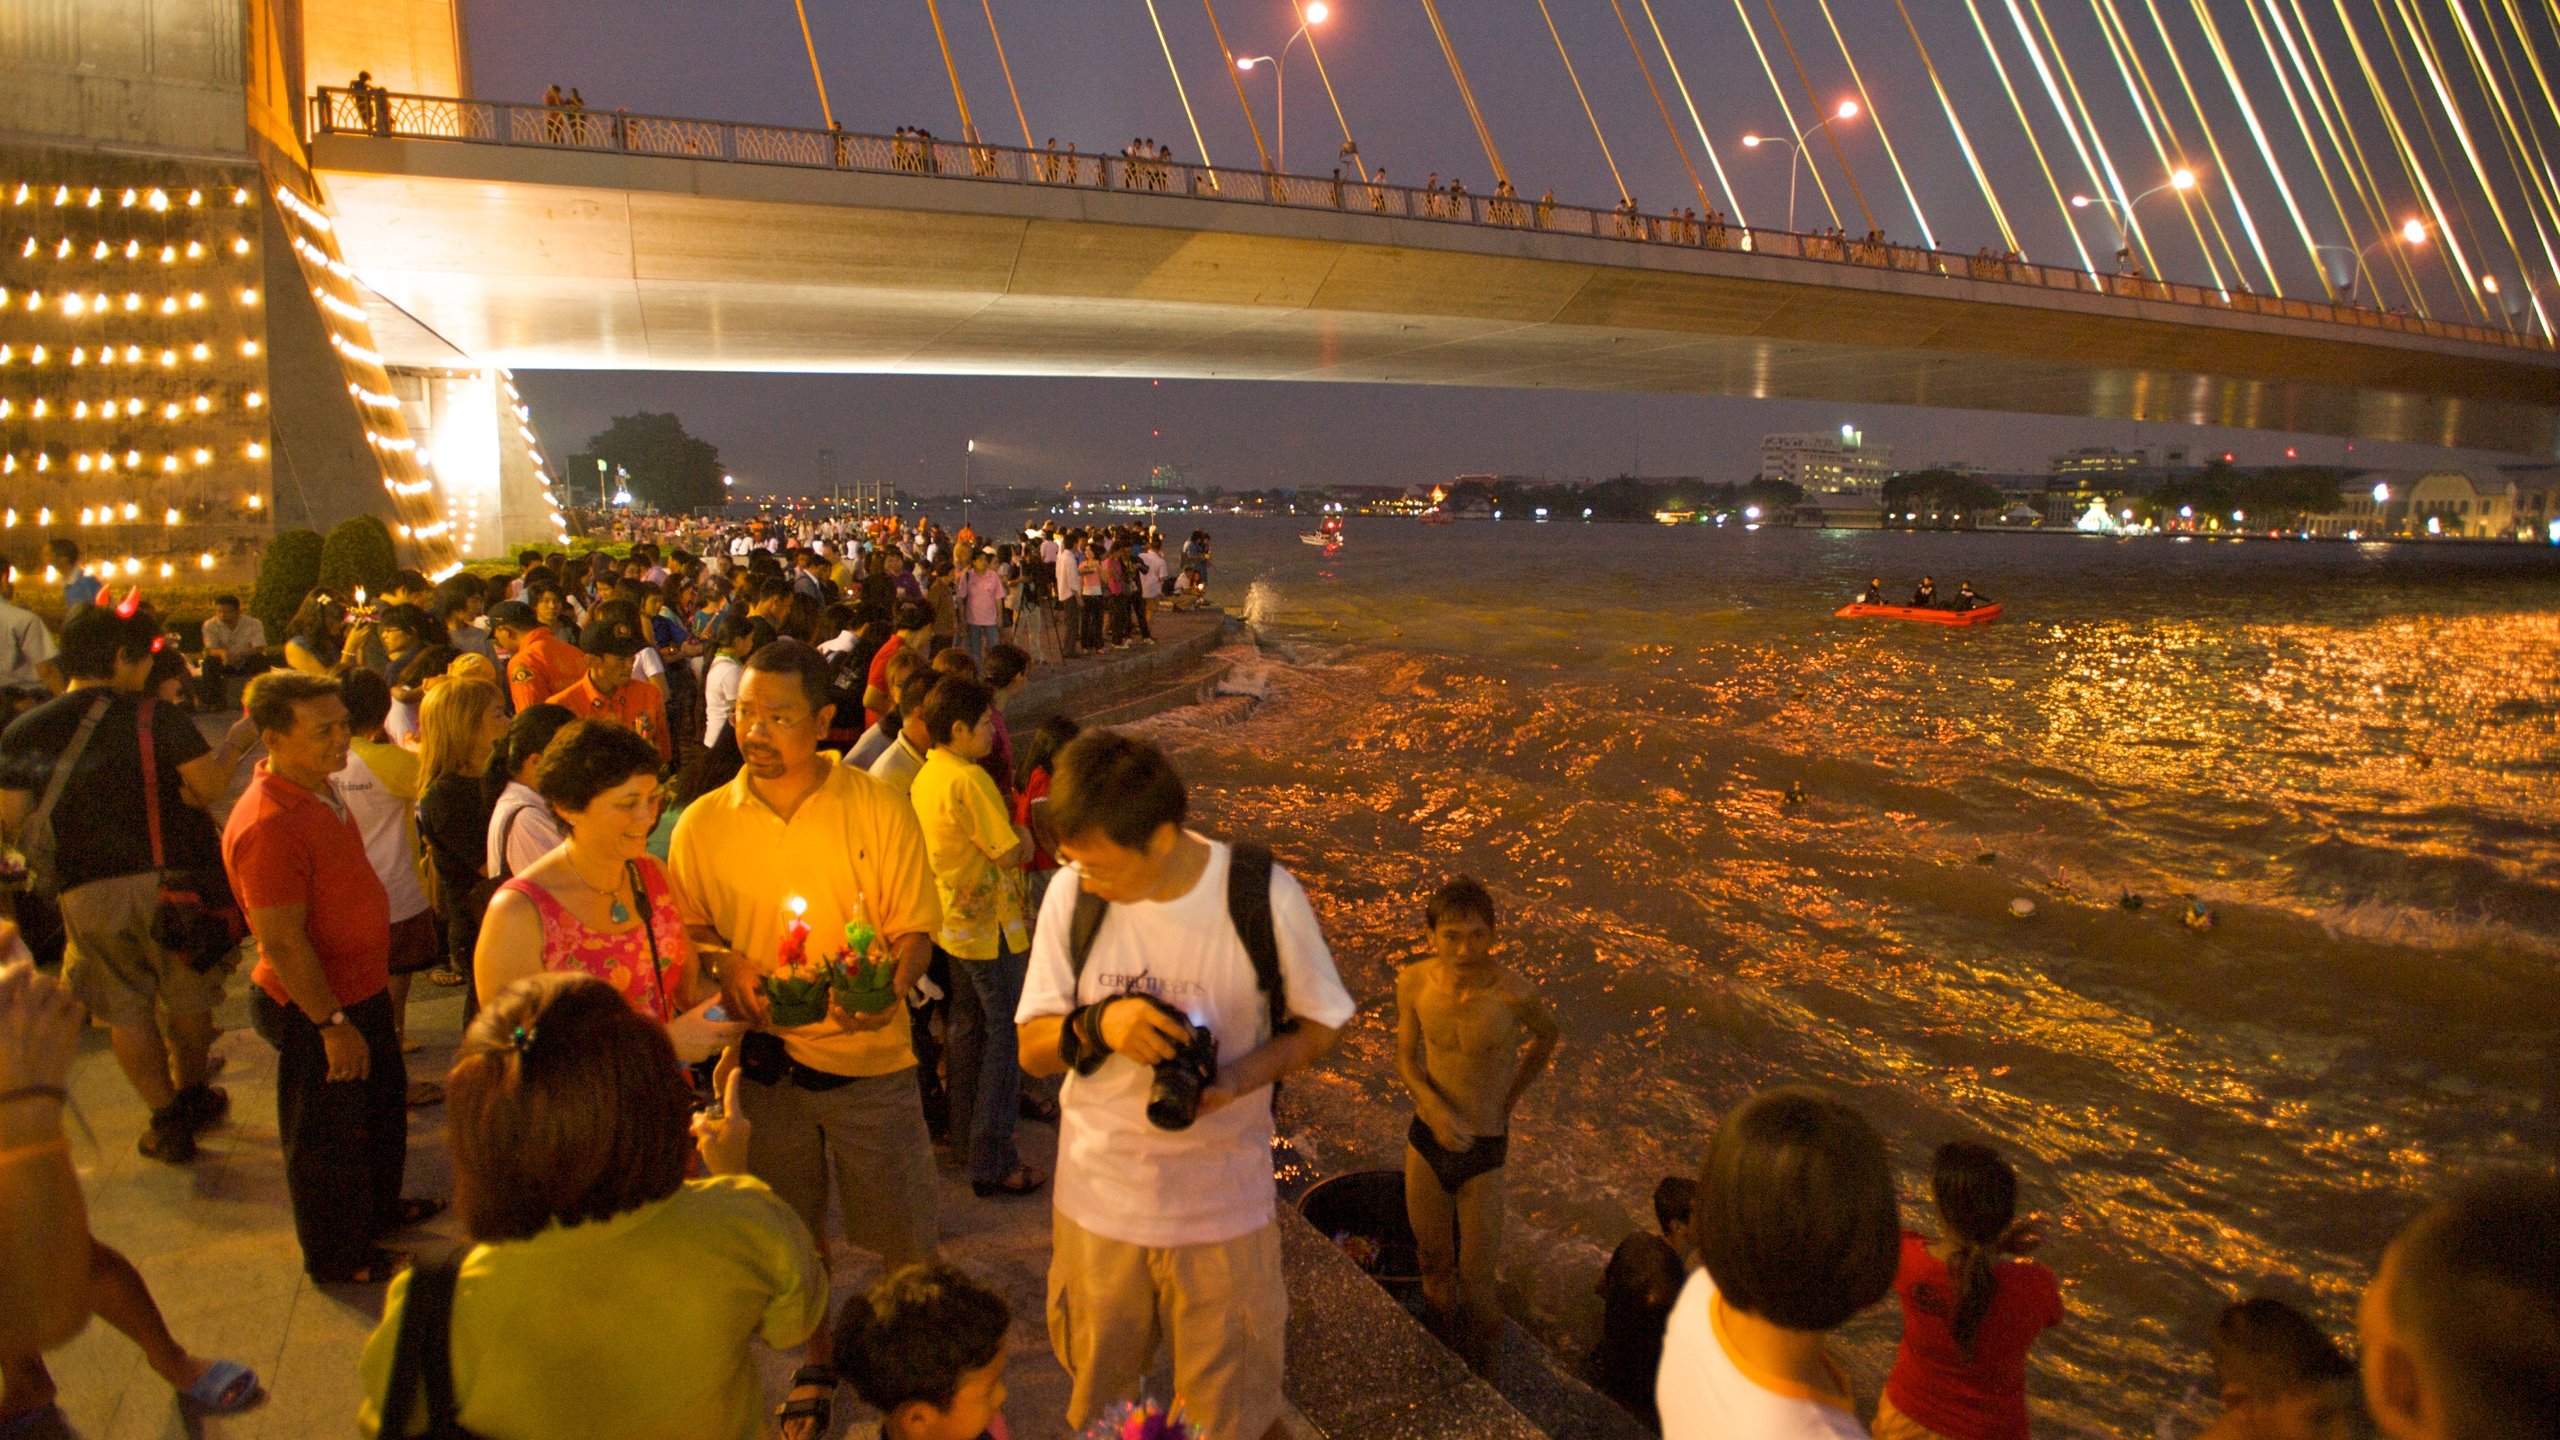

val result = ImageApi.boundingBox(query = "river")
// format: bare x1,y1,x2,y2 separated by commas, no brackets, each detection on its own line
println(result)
1114,515,2560,1435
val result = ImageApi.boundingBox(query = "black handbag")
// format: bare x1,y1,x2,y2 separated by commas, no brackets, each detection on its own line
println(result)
136,700,248,973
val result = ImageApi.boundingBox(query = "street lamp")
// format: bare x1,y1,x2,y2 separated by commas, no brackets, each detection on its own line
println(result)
962,438,976,513
2312,217,2429,306
2070,167,2197,269
1740,100,1861,234
1234,2,1327,172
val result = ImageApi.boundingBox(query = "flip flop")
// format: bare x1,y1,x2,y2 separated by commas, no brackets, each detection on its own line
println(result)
179,1360,265,1414
774,1364,836,1440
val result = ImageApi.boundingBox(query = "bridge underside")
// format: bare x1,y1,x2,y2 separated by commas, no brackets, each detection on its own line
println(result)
314,136,2560,457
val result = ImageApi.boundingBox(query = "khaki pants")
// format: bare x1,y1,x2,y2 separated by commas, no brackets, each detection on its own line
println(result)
59,871,231,1031
1047,1210,1287,1440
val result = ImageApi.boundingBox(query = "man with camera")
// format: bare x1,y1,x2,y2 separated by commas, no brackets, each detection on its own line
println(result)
0,604,258,1164
1017,731,1355,1440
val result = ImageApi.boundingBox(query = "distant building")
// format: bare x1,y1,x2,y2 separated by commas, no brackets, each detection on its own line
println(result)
1763,427,1894,496
2313,466,2520,539
2050,444,2195,478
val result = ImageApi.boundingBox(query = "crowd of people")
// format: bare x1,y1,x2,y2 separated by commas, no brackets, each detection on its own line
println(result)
0,514,2551,1440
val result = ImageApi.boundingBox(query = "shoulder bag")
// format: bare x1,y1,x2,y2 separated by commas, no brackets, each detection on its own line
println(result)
18,693,111,898
136,699,248,973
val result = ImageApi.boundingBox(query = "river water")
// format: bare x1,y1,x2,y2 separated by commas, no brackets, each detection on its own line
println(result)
1118,516,2560,1435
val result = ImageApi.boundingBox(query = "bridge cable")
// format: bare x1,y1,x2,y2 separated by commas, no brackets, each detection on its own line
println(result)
980,0,1036,149
2237,0,2418,312
1759,0,1877,234
1532,0,1631,205
1137,0,1219,171
2080,0,2234,291
1631,0,1747,220
1958,0,2095,270
1807,0,1936,247
1598,0,1709,213
2416,0,2560,324
2180,0,2336,294
2480,0,2560,334
2130,0,2286,292
1725,0,1841,228
2367,0,2500,314
1286,1,1362,167
2296,0,2475,318
2322,0,2490,311
921,0,982,142
2384,0,2542,323
1199,0,1276,172
1412,0,1512,189
788,0,836,130
2006,0,2156,276
1887,0,2022,255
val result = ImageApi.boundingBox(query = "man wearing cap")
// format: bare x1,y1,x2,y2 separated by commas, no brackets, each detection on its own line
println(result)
488,600,585,717
550,615,673,767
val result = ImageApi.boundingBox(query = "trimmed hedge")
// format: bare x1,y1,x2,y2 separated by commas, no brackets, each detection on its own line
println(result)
316,515,397,598
250,529,325,639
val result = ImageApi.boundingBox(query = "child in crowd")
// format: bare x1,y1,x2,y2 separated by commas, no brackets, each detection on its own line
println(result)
1591,1176,1700,1427
1398,876,1560,1369
1879,1142,2064,1440
2196,1298,2364,1440
1658,1087,1900,1440
835,1262,1012,1440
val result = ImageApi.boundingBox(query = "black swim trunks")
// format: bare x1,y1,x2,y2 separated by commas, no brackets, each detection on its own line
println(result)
1408,1114,1508,1194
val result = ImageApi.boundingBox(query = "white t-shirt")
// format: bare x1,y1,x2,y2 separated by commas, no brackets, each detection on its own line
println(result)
1016,838,1356,1248
0,600,59,689
1053,547,1082,599
867,735,925,796
333,750,428,923
487,781,566,879
631,647,666,685
1657,1271,1868,1440
703,653,743,746
1139,551,1169,598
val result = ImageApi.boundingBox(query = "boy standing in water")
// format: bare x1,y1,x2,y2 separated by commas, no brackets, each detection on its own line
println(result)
1399,877,1560,1368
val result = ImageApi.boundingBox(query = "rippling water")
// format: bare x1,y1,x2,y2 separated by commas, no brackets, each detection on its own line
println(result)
1125,517,2560,1435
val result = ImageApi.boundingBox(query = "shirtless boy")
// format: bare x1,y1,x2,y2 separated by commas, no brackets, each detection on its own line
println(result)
1398,876,1560,1368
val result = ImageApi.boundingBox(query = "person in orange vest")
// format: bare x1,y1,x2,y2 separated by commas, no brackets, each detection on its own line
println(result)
489,600,585,716
548,615,672,768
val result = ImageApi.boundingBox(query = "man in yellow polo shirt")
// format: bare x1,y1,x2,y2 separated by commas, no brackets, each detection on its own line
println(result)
668,638,940,1440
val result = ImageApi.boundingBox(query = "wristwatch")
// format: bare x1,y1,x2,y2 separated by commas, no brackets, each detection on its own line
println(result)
317,1009,350,1030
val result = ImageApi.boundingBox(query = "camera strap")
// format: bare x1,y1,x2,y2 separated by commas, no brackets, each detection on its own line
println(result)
136,698,168,872
1067,840,1295,1039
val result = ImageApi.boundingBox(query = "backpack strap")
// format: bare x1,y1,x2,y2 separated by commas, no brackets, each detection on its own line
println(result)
1066,886,1109,988
1226,842,1297,1037
381,1246,471,1439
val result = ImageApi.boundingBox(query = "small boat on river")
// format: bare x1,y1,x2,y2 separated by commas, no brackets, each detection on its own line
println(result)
1835,602,2003,626
1301,516,1347,547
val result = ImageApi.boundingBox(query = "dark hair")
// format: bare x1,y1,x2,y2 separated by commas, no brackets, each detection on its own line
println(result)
1932,1141,2019,1354
2388,1173,2560,1440
338,667,394,733
985,643,1030,689
713,612,772,653
674,722,744,808
919,676,994,748
1426,876,1497,931
1018,715,1080,789
536,720,665,813
448,973,694,1243
893,668,940,719
893,600,933,634
432,578,479,623
285,593,343,645
1046,729,1186,850
929,647,980,680
215,594,241,609
390,568,430,596
378,603,436,643
57,603,158,680
1694,1087,1898,1331
835,1262,1011,1415
2211,1297,2355,1396
1654,1175,1699,1236
48,538,79,564
245,671,343,736
743,637,834,717
490,702,579,803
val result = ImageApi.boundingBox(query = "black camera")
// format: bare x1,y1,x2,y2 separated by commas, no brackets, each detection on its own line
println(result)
1137,996,1221,1132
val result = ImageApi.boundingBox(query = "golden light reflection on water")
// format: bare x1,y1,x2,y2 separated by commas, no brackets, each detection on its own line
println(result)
1143,523,2560,1434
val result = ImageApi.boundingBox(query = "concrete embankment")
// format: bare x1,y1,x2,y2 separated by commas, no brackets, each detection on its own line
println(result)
1003,606,1241,731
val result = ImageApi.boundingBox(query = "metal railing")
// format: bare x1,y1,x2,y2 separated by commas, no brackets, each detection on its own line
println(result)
312,89,2549,355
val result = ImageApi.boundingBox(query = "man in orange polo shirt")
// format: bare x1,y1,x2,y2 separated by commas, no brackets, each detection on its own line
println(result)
549,615,673,768
489,599,584,716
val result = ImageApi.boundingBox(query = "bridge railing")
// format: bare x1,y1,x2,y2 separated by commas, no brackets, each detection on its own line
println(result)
311,89,2546,355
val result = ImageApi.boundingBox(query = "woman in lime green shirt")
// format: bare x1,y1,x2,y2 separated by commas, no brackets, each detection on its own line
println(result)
359,974,826,1440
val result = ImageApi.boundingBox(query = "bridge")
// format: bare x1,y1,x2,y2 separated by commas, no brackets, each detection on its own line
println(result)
311,90,2560,458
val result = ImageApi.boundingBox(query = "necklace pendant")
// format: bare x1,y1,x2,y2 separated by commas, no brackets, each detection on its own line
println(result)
610,898,632,924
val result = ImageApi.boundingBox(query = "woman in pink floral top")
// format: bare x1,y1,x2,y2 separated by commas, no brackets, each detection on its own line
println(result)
473,722,744,1064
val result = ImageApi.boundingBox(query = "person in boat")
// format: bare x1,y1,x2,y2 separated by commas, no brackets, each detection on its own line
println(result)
1953,582,1990,612
1854,578,1887,605
1910,576,1940,608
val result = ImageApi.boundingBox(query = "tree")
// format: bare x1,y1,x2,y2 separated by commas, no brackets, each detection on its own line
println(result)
1882,469,2003,527
316,516,396,597
1738,477,1806,516
251,529,325,638
570,412,728,514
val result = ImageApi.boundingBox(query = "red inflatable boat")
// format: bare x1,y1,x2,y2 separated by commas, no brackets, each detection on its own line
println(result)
1835,602,2003,626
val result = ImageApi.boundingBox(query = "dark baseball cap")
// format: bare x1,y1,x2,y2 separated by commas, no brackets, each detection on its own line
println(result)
486,600,538,629
581,616,646,659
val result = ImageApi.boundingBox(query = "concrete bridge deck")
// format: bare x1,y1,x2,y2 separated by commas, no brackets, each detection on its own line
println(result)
307,94,2560,458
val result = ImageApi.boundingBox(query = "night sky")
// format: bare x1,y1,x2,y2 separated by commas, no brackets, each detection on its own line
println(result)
455,0,2554,496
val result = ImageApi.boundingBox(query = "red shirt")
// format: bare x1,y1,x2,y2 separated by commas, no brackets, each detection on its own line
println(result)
1884,1231,2063,1440
507,627,587,715
1012,766,1057,872
552,675,673,766
863,634,907,729
225,764,393,1011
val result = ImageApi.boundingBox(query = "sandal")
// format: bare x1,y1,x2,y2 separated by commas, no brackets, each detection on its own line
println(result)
171,1082,230,1133
405,1079,446,1108
774,1364,837,1440
310,1249,411,1286
426,965,467,988
178,1360,266,1414
972,1163,1049,1198
138,1105,198,1164
390,1196,448,1230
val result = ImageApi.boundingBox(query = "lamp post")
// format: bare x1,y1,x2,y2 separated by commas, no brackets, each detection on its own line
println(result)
1740,100,1861,234
2312,217,2429,307
962,438,975,515
2070,167,2197,270
1235,1,1328,172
